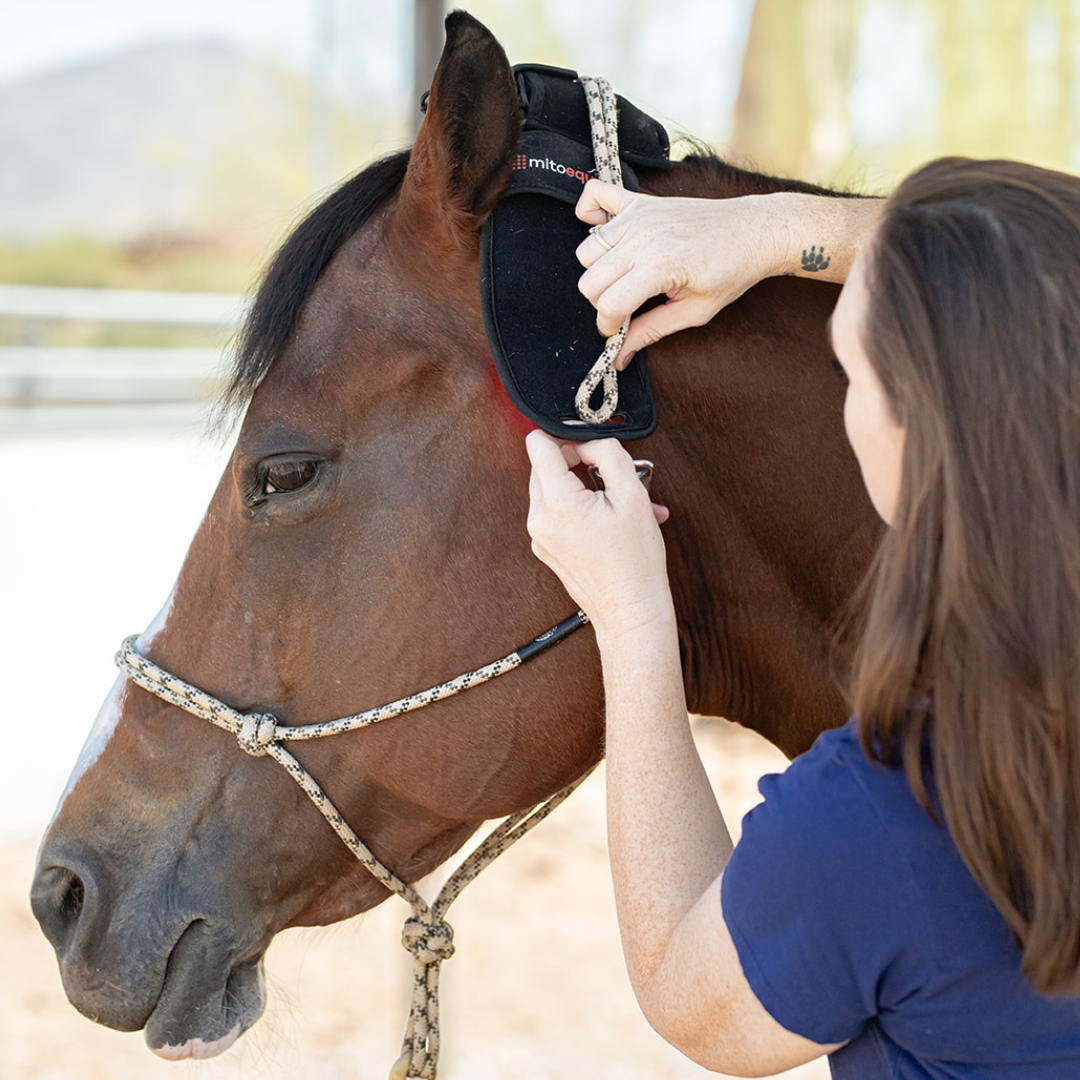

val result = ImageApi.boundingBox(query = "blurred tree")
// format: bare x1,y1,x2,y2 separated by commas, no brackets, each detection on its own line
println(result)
802,0,861,178
932,0,1075,167
414,0,446,133
731,0,810,176
730,0,1078,189
731,0,861,181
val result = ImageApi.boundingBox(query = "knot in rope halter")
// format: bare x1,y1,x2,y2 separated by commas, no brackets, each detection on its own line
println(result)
402,917,456,963
237,713,278,756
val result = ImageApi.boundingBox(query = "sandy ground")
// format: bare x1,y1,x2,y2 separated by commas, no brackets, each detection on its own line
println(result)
1,416,829,1080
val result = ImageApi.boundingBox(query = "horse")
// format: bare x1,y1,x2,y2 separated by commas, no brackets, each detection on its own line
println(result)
31,10,880,1071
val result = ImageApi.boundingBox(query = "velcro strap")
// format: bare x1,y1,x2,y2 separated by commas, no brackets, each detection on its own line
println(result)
515,64,671,171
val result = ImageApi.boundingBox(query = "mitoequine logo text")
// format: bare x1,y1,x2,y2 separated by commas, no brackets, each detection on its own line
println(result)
513,153,598,186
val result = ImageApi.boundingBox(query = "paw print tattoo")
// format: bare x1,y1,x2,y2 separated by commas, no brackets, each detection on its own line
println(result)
801,245,831,272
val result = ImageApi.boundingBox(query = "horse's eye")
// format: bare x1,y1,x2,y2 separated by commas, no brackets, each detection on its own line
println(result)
263,459,318,495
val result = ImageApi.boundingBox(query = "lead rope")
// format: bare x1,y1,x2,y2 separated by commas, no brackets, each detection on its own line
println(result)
115,611,592,1080
575,76,629,424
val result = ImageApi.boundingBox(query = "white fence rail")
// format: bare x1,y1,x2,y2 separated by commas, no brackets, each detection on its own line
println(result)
0,284,245,326
0,347,224,404
0,285,247,414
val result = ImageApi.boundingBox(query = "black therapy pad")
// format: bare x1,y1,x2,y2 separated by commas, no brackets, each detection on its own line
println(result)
480,66,672,442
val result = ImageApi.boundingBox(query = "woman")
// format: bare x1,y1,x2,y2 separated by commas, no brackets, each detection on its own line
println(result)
525,158,1080,1077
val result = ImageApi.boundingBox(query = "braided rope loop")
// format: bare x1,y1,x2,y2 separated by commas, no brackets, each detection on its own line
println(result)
575,76,630,424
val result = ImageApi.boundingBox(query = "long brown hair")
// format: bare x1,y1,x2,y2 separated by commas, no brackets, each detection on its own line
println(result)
851,157,1080,995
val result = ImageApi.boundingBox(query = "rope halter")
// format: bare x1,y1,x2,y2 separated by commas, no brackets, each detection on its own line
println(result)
115,609,591,1080
402,918,456,964
575,75,630,424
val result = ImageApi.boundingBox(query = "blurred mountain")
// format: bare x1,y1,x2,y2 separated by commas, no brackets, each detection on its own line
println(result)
0,40,393,244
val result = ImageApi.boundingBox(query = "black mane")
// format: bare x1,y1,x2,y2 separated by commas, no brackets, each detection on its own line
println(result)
220,149,411,414
677,143,860,199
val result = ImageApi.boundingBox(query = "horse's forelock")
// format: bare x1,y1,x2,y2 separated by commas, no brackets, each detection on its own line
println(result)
217,149,412,420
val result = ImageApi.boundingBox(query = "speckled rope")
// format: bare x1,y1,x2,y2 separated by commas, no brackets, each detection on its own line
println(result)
575,76,630,424
115,610,592,1080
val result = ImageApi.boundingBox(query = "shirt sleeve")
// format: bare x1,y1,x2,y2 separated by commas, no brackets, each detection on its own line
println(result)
720,724,921,1046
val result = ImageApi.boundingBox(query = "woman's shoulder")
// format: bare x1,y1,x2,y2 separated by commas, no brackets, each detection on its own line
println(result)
721,717,1080,1066
751,716,935,849
725,716,946,964
725,715,986,1009
721,717,948,1047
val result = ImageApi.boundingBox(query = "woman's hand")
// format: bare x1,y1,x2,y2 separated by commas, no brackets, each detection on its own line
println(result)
576,180,881,366
526,430,674,642
576,180,788,366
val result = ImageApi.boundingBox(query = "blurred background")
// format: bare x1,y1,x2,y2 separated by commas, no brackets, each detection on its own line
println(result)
2,2,1078,1077
3,0,1078,305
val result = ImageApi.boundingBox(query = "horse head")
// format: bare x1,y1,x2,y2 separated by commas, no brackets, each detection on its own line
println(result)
32,13,606,1060
31,10,878,1066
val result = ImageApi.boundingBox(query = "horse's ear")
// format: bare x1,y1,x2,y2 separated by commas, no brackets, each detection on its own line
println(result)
396,12,520,241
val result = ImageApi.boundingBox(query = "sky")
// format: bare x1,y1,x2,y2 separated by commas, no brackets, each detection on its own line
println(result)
1,0,959,203
1,0,755,147
3,0,314,84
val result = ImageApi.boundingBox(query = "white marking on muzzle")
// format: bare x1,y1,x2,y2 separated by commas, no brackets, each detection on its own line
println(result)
148,1024,242,1061
50,585,177,823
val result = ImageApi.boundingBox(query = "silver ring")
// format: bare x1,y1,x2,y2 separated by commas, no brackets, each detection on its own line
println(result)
589,225,615,252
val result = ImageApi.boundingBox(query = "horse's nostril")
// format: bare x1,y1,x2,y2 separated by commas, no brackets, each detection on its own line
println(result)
59,873,85,921
31,863,90,954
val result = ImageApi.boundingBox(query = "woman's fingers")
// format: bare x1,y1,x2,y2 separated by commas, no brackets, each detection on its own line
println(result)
617,298,720,365
526,429,583,496
578,227,619,268
576,208,631,270
575,191,777,358
526,432,672,628
573,437,640,493
584,262,716,345
527,432,651,517
579,248,679,339
576,241,628,305
576,179,635,226
527,431,633,505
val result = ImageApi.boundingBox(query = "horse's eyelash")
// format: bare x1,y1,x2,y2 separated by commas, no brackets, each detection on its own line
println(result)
246,471,269,502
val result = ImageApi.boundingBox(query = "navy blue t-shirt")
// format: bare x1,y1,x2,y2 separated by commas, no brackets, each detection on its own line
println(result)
720,718,1080,1078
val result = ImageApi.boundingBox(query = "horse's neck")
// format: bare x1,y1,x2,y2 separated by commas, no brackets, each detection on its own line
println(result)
636,162,879,755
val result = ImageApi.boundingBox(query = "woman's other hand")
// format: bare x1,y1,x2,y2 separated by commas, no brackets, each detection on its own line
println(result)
525,430,673,642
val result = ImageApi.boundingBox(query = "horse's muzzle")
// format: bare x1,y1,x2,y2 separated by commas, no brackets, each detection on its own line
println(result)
143,921,265,1058
30,845,152,1030
31,842,266,1052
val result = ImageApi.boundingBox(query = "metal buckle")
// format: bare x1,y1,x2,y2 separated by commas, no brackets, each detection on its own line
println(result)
588,459,654,493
